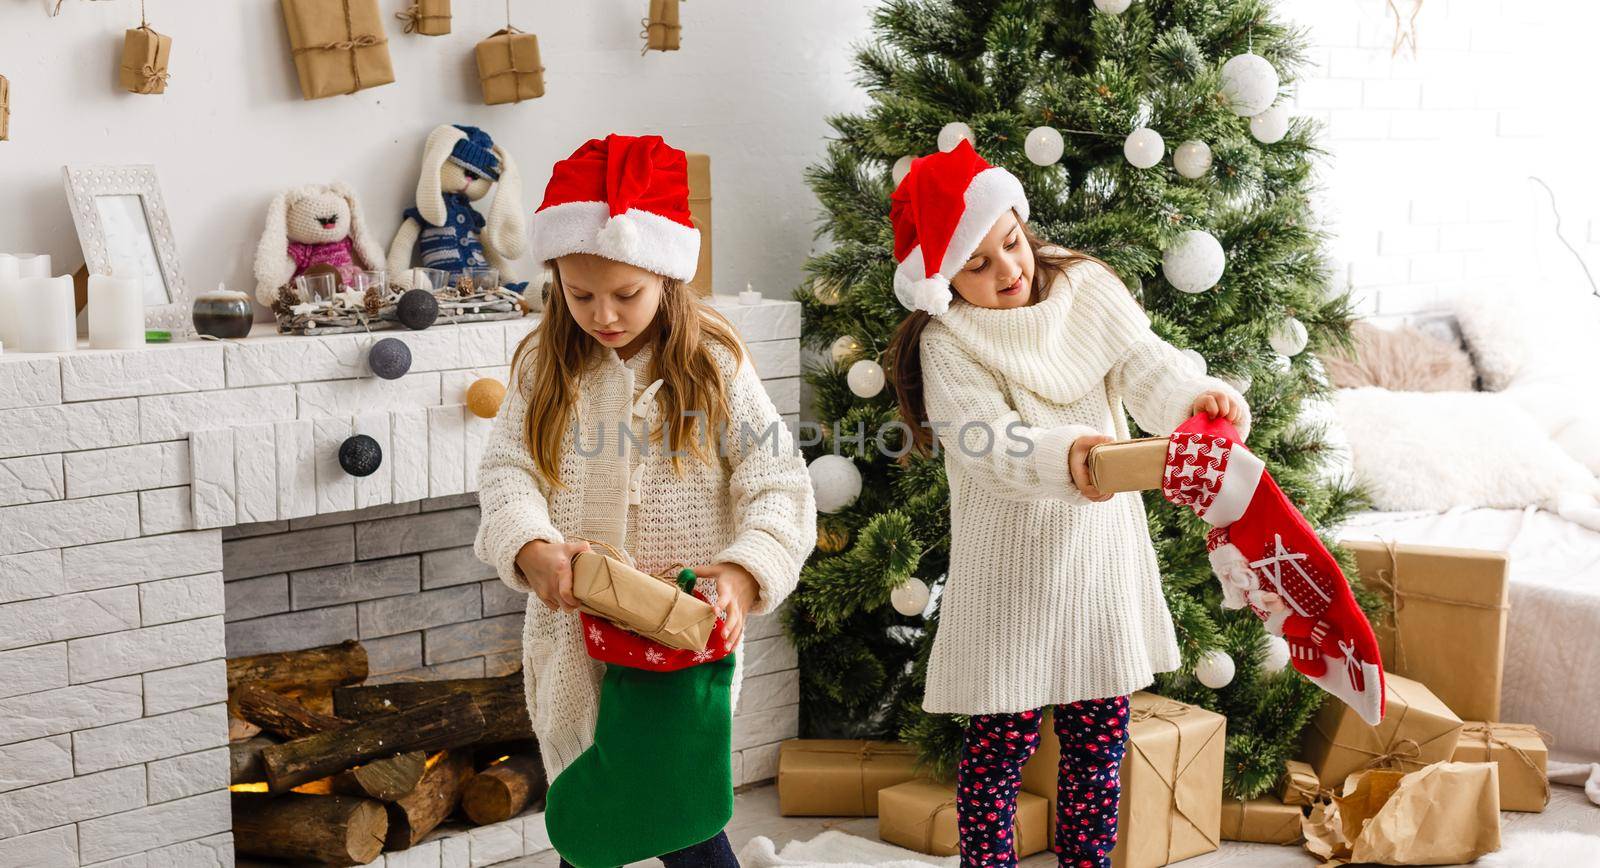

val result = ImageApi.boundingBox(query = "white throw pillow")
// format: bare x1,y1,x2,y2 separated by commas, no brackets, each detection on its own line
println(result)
1335,387,1599,513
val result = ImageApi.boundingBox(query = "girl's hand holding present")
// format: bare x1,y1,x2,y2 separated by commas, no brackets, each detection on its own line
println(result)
689,561,760,646
1191,389,1245,427
1068,433,1115,502
515,539,592,612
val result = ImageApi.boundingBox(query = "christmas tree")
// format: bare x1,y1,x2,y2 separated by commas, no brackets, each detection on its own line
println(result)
785,0,1368,799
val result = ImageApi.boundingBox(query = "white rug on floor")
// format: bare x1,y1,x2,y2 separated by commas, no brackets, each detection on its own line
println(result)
1480,830,1600,866
737,830,958,867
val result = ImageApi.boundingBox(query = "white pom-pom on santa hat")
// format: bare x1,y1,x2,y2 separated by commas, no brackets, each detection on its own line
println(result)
595,212,642,256
904,275,953,316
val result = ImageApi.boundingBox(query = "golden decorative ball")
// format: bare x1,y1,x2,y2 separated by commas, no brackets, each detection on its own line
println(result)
817,524,850,554
466,378,506,419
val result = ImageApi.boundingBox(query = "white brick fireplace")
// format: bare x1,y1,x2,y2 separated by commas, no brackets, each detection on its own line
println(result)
0,296,803,867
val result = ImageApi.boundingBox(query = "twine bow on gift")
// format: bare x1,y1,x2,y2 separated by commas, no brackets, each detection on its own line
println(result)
915,797,959,854
395,2,448,33
1460,722,1553,803
639,0,684,55
291,0,388,95
1128,699,1214,863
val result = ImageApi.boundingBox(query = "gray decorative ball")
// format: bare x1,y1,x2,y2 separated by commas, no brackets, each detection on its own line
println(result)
338,434,382,478
396,289,438,330
368,338,412,380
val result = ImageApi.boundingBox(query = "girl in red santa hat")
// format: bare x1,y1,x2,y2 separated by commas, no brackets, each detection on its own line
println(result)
884,140,1250,868
474,133,816,868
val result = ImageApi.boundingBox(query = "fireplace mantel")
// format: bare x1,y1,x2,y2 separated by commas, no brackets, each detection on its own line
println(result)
0,295,803,866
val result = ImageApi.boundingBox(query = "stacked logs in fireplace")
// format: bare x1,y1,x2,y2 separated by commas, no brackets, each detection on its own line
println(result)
226,640,546,865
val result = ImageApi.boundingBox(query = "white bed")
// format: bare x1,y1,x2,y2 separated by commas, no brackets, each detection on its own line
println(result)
1338,506,1600,764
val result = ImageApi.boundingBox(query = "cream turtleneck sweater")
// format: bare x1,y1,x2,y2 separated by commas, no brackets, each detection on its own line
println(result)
919,259,1251,714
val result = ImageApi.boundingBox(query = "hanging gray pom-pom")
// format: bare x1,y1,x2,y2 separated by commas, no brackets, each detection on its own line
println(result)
339,434,382,477
368,337,412,380
396,289,439,330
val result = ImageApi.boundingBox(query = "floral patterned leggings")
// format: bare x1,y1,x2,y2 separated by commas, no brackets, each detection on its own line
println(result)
956,696,1131,868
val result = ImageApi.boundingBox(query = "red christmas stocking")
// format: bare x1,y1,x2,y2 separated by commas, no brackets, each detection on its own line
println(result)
1162,412,1386,725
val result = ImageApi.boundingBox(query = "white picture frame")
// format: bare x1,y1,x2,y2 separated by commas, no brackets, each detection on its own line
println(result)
62,164,192,335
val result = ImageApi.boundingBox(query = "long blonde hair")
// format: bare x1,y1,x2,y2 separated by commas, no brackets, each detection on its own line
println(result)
510,265,748,488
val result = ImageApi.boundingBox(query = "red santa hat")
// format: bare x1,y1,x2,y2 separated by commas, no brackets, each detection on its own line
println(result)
889,139,1030,316
531,134,700,282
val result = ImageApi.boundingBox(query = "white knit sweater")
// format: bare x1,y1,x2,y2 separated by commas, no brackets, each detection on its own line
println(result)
474,335,816,782
919,260,1252,714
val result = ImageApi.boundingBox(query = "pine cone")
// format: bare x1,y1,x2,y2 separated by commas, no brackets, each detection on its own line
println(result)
363,286,382,317
271,285,298,318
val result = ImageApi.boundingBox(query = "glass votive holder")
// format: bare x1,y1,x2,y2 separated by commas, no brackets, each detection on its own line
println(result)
294,271,337,303
410,267,449,292
452,267,500,296
352,269,388,296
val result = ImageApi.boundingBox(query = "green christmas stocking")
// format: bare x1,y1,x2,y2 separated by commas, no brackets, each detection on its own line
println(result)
545,652,736,868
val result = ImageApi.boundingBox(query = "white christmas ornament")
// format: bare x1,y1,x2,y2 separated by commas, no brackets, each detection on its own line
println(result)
1271,353,1293,373
1173,140,1213,179
1024,126,1065,166
812,277,843,306
1260,634,1290,674
937,122,975,153
830,334,862,364
892,155,916,186
1249,103,1290,144
847,359,886,398
1162,230,1225,294
1269,317,1309,356
889,577,931,616
1179,349,1207,375
809,454,863,514
1196,649,1236,689
1220,53,1279,117
1123,127,1165,169
1093,0,1132,13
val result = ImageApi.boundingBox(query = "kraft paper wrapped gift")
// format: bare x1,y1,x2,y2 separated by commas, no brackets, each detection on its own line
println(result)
0,74,9,142
281,0,395,100
475,28,544,105
686,152,712,296
1108,693,1226,868
1220,797,1302,845
777,739,921,817
1343,539,1509,722
1452,722,1549,812
1300,763,1501,866
1301,672,1463,790
396,0,450,35
877,778,1047,858
1087,437,1168,494
643,0,681,52
1278,759,1321,807
119,25,172,95
569,546,716,652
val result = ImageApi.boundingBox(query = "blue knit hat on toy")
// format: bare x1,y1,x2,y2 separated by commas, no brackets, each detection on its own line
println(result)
448,125,502,181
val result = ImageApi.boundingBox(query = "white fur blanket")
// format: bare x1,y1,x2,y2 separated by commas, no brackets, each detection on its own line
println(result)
737,831,957,868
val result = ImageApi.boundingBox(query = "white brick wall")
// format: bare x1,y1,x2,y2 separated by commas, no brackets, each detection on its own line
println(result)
1281,0,1595,321
0,300,803,863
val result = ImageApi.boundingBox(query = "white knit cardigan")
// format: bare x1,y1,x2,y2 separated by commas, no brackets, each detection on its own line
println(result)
919,260,1252,714
474,335,816,782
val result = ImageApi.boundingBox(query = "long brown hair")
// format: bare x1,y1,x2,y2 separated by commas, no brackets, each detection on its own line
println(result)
509,264,748,488
885,219,1112,459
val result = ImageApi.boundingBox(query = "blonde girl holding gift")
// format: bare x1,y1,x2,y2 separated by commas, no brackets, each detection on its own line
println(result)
474,134,815,868
885,141,1249,868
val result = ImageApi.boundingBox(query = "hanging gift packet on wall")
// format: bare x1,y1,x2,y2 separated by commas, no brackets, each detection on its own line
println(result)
281,0,395,100
641,0,681,53
396,0,450,35
0,74,9,141
119,2,171,95
475,0,544,105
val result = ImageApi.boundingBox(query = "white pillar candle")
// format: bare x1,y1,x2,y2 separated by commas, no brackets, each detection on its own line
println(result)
88,273,145,349
0,254,19,349
15,254,51,278
16,275,77,353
